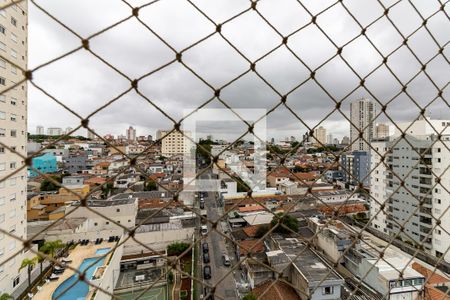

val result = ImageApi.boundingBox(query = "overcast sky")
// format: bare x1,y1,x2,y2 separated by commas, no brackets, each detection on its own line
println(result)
28,0,449,141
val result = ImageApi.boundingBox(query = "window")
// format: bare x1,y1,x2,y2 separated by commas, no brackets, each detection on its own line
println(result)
10,49,16,58
0,25,4,34
323,286,333,295
13,276,19,288
10,114,16,121
10,32,17,43
10,17,16,26
10,97,16,105
9,178,15,186
0,128,5,137
0,147,3,154
9,209,15,218
0,76,5,85
0,111,5,120
0,41,5,52
10,130,16,137
0,163,5,171
10,162,15,169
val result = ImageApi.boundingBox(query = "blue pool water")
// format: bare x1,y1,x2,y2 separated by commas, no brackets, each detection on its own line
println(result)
52,256,105,300
95,248,111,255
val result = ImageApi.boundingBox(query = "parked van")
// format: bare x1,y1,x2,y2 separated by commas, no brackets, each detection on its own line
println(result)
222,254,231,267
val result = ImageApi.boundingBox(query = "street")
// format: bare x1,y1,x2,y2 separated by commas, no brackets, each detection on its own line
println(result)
198,169,238,300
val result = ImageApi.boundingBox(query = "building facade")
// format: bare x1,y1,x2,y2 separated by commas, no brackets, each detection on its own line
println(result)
370,117,450,261
35,125,43,135
375,123,390,139
0,0,29,294
313,126,327,146
126,126,136,141
350,98,376,151
47,127,62,136
340,151,370,187
28,153,57,177
157,129,191,157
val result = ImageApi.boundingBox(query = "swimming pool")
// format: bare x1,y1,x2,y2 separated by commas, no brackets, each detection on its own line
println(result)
95,248,111,255
52,256,105,300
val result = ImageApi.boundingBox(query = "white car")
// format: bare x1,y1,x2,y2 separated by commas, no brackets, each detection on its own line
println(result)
201,225,208,236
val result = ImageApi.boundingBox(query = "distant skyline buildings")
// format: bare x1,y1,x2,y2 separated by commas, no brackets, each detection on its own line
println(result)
126,126,136,141
350,98,377,151
36,125,44,135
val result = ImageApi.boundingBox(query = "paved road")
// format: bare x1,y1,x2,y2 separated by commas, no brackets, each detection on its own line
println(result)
199,170,238,300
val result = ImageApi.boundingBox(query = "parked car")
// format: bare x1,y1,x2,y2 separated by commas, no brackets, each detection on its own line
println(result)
201,225,208,236
222,254,231,267
200,201,205,209
202,242,209,253
203,252,210,263
203,265,211,279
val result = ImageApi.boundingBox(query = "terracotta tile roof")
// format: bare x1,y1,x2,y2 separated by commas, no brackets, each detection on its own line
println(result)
412,262,449,285
252,280,300,300
239,239,265,256
289,172,317,181
242,225,263,238
239,205,265,213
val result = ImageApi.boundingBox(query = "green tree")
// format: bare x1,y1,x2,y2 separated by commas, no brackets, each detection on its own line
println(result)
167,242,190,256
40,175,62,191
0,293,13,300
35,254,45,274
40,240,64,258
242,293,257,300
19,257,38,288
270,213,299,234
144,180,157,191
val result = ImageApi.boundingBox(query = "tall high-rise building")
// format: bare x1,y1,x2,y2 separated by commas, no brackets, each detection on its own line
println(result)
36,125,44,135
126,126,136,141
350,98,376,151
375,123,390,139
0,1,29,294
47,127,62,136
370,117,450,261
313,126,327,145
65,126,72,135
157,129,191,156
326,133,333,145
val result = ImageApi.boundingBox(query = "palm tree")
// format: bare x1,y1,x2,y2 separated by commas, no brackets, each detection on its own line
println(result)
19,257,38,288
0,293,13,300
40,240,64,258
35,254,45,274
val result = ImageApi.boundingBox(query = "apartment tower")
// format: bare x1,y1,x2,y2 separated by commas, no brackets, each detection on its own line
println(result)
350,98,376,151
0,0,28,295
369,117,450,261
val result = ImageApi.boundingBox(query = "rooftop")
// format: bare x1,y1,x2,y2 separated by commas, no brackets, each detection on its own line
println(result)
252,280,300,300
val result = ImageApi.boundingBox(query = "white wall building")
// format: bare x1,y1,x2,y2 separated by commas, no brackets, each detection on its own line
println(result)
47,127,62,136
370,116,450,261
157,129,191,157
0,1,29,295
35,125,44,135
350,98,376,151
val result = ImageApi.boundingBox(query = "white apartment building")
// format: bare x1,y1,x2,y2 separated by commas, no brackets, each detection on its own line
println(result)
126,125,136,141
370,116,450,261
46,127,62,136
350,98,376,151
375,123,390,139
0,0,28,295
313,126,326,145
35,125,43,135
157,129,191,157
369,140,389,233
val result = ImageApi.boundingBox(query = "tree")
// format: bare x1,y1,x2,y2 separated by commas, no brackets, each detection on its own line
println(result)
40,240,64,258
167,242,190,256
242,293,257,300
19,257,38,288
144,180,157,191
40,175,62,192
0,293,13,300
35,254,45,274
254,225,269,238
270,213,299,234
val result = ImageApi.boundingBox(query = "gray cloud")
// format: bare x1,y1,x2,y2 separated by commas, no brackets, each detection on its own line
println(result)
28,0,449,141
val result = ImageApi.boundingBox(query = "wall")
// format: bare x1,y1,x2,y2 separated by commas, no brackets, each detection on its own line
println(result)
123,228,195,255
93,239,124,300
